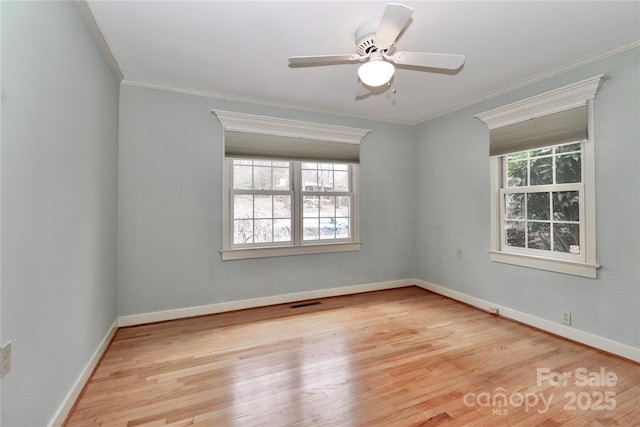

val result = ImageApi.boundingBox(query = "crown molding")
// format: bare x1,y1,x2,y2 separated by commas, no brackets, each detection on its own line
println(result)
475,74,603,129
212,110,370,144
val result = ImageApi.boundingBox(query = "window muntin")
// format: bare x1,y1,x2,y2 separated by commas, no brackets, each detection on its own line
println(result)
230,159,355,249
500,142,585,261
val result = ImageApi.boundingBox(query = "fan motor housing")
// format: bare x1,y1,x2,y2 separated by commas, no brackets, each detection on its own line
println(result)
355,20,396,56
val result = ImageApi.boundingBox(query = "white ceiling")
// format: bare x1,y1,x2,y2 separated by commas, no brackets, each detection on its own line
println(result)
86,1,640,124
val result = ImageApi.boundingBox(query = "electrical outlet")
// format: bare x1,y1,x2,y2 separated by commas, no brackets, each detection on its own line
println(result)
1,342,11,378
562,311,572,326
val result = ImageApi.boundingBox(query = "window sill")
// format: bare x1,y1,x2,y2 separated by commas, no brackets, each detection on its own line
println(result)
222,242,361,261
489,250,600,278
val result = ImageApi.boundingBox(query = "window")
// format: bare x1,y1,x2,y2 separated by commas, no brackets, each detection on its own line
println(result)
232,160,293,246
301,162,353,242
230,159,356,248
501,142,584,261
214,110,368,260
477,75,603,278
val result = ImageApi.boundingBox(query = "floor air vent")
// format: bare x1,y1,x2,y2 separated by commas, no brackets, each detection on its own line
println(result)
290,301,321,309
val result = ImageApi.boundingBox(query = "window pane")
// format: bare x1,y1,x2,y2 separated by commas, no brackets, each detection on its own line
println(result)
528,222,551,250
553,191,579,221
274,196,291,218
253,166,272,190
302,169,318,191
527,193,550,220
531,147,552,157
507,160,528,187
233,165,253,189
556,153,581,184
303,196,319,217
505,221,525,248
319,169,333,191
530,157,553,185
234,195,253,219
320,218,336,239
273,167,290,190
337,197,350,217
507,151,528,162
336,218,350,239
273,219,291,242
234,220,253,244
554,223,580,253
254,219,272,243
303,218,319,240
320,196,335,217
334,170,349,191
254,195,272,219
505,193,524,220
556,142,581,154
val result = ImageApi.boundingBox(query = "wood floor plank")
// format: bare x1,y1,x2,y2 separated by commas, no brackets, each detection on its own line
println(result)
65,287,640,426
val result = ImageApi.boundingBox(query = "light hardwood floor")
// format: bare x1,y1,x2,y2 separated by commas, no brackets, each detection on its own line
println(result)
65,287,640,426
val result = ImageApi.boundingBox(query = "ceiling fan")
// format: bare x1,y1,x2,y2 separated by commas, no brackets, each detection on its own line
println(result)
288,3,465,88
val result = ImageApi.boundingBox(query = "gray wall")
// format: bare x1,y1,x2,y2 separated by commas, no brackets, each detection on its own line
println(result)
415,47,640,349
117,85,418,316
1,2,119,426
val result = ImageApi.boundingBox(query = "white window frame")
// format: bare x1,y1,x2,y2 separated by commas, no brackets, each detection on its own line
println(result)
499,143,585,262
229,159,295,249
298,162,356,245
477,75,603,278
215,111,367,261
225,159,360,259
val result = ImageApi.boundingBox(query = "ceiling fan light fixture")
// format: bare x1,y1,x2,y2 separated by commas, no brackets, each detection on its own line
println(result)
358,56,395,87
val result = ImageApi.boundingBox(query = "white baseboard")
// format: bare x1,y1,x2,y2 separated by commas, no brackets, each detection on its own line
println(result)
414,279,640,363
118,279,414,327
48,319,118,427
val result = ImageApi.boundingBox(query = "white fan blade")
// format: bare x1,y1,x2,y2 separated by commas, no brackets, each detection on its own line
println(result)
289,54,363,65
374,3,413,50
390,52,465,70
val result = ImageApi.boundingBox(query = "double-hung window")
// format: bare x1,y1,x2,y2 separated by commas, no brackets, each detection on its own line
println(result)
231,160,356,247
301,162,354,242
231,159,294,246
477,75,603,278
215,111,369,260
501,141,584,261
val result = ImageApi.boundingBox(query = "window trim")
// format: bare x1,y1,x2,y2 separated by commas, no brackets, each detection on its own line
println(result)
215,111,368,261
478,75,603,278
